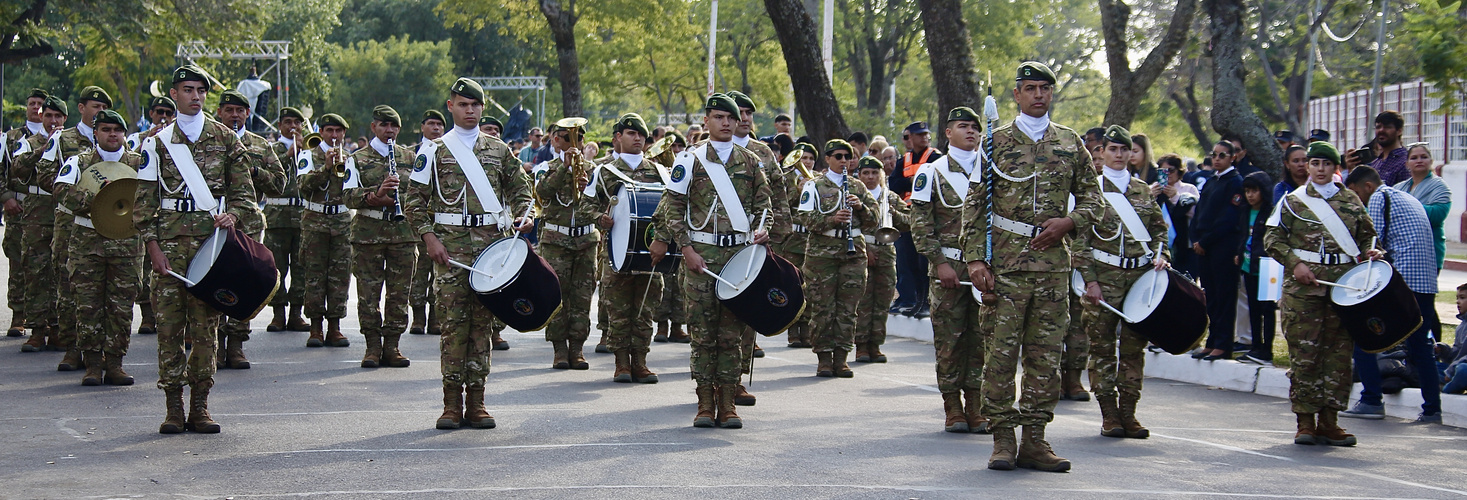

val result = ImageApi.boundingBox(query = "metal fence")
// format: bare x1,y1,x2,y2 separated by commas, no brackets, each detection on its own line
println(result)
1306,79,1466,162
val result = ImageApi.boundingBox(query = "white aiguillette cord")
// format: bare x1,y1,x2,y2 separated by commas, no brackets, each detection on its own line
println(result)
701,208,772,290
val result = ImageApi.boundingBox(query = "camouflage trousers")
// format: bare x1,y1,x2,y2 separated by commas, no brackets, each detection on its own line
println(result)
265,227,306,308
155,235,221,389
596,240,607,331
652,268,685,324
539,243,597,341
410,241,434,310
980,271,1067,429
20,223,55,329
1082,275,1147,402
803,254,865,353
602,268,663,354
69,249,141,357
685,246,747,386
1063,294,1090,371
299,229,351,320
435,258,497,388
219,230,266,342
353,242,417,338
780,247,810,342
1280,287,1354,414
4,224,24,315
856,249,897,345
930,280,984,393
52,219,76,346
138,265,153,313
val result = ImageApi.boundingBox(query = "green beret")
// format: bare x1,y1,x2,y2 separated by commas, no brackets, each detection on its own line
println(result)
78,86,112,107
171,64,213,89
1016,61,1057,84
1306,141,1341,166
1102,125,1132,148
667,131,687,146
614,113,649,137
422,109,445,124
148,96,176,111
794,142,818,158
704,93,741,119
219,90,250,109
373,105,401,126
279,107,305,121
91,109,126,129
947,106,979,123
478,115,502,129
858,156,883,171
824,139,852,155
28,88,48,100
727,91,756,112
43,96,68,116
450,77,485,103
318,113,349,130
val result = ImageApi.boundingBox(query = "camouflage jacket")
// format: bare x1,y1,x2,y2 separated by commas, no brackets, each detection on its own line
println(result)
535,154,603,250
298,145,352,235
912,155,977,275
3,125,45,203
403,131,532,257
236,131,286,235
960,121,1104,275
9,132,57,225
739,138,792,244
796,173,879,259
1263,182,1377,297
36,127,95,220
343,143,417,245
265,140,303,230
1072,175,1170,287
779,164,815,255
60,147,144,257
653,143,773,257
133,117,258,242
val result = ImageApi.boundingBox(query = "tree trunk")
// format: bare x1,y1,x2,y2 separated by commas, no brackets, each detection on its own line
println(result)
540,0,582,117
1206,0,1282,181
917,0,981,148
1169,83,1210,155
1099,0,1199,127
763,0,850,143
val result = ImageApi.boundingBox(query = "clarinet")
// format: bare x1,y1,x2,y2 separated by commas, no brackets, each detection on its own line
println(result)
842,173,857,255
385,137,406,222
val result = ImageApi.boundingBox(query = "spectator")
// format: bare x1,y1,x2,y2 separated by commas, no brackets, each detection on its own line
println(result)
1082,127,1105,172
1223,134,1259,177
772,133,794,162
1129,133,1159,183
1342,166,1443,423
1190,140,1246,360
1186,155,1215,191
1152,154,1199,278
1443,284,1467,395
1395,142,1451,270
1235,171,1276,365
651,125,666,141
519,127,544,165
878,146,898,177
1275,130,1295,150
686,124,703,140
1273,145,1308,202
890,121,941,318
774,113,793,135
869,137,890,161
1353,111,1409,186
849,131,870,157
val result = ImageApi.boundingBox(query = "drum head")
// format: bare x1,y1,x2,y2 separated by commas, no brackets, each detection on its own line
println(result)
608,185,633,271
470,238,528,293
971,285,983,304
716,245,767,300
185,229,227,285
1121,269,1170,319
1330,261,1393,306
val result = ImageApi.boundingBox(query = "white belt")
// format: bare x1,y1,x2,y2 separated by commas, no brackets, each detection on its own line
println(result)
993,214,1041,238
56,205,72,215
941,247,963,261
73,215,93,229
264,197,305,207
161,198,210,212
434,212,504,228
544,223,595,237
356,208,397,221
1091,249,1152,269
305,201,347,215
819,228,862,238
792,224,808,233
27,186,50,196
13,192,25,201
862,234,893,245
1292,249,1353,265
689,231,747,247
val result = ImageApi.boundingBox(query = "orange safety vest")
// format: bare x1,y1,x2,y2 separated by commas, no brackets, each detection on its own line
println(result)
901,148,938,201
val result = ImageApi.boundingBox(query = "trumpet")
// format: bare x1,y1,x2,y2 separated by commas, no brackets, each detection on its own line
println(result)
302,132,323,150
874,191,901,244
783,147,816,182
329,139,348,178
645,135,677,169
554,117,592,193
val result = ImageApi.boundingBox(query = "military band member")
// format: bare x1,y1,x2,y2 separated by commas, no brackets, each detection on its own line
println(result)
409,110,448,337
653,131,691,345
913,107,988,434
855,156,908,363
780,142,819,348
344,105,417,369
262,107,311,333
963,62,1104,472
796,139,877,379
50,110,142,386
3,88,50,338
130,96,177,336
536,117,601,370
1074,126,1169,439
588,113,664,384
11,95,66,352
650,93,774,429
1262,141,1379,447
135,65,258,433
297,113,355,348
479,115,503,138
405,78,533,430
728,91,778,365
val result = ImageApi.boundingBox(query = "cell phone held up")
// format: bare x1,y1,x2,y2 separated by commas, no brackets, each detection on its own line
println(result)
1351,145,1376,165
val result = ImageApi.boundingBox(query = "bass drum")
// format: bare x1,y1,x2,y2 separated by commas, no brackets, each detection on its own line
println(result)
608,183,680,273
1329,261,1421,354
1118,268,1209,355
469,237,562,332
183,227,280,321
715,244,805,336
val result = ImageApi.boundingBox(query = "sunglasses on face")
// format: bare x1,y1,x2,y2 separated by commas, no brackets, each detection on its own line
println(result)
1211,152,1231,158
1160,168,1175,174
830,153,853,160
153,109,174,117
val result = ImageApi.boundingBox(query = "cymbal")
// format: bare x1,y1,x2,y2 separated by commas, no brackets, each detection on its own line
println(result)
74,161,140,239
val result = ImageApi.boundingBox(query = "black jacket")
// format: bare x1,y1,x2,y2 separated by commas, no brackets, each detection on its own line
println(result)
1189,168,1245,252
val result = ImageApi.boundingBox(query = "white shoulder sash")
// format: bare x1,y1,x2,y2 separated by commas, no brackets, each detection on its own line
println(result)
441,132,503,213
1287,185,1360,257
156,126,218,212
1097,178,1151,242
936,158,969,203
694,144,750,232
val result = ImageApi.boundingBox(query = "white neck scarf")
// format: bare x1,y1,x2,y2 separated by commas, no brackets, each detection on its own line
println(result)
709,140,733,164
25,121,44,135
175,110,205,142
731,134,750,148
1311,181,1339,199
77,122,95,144
1015,112,1050,142
552,147,565,162
825,170,845,185
618,153,643,168
1102,166,1131,191
234,125,247,139
97,145,123,162
947,146,978,174
279,136,295,149
370,137,390,158
868,185,883,199
450,125,479,150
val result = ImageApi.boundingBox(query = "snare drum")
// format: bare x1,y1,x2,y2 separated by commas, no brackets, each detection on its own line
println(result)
1329,261,1421,353
183,227,281,321
608,184,681,273
1119,268,1209,355
469,237,562,332
714,244,805,336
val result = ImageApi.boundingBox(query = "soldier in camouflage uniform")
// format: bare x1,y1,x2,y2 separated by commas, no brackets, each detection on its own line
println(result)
1263,141,1378,447
409,110,447,336
855,156,908,363
405,78,533,430
10,96,66,352
264,107,310,332
536,117,602,370
1074,126,1169,440
779,142,818,348
297,113,355,348
3,89,51,338
1061,132,1110,400
213,90,287,369
344,105,417,369
651,94,773,429
50,110,142,386
130,96,177,336
728,91,777,366
962,63,1104,472
134,65,258,434
796,139,877,379
588,113,665,384
912,108,990,434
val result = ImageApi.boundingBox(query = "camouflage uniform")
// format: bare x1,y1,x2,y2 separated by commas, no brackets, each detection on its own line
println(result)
654,268,685,325
912,155,986,399
3,126,43,331
344,141,418,361
218,130,286,352
589,155,667,375
535,153,601,357
1062,295,1088,372
961,122,1103,430
857,187,909,352
737,139,783,362
1263,183,1375,414
777,165,814,346
298,145,353,324
59,148,144,363
795,173,877,359
35,127,94,359
11,132,57,341
265,140,306,313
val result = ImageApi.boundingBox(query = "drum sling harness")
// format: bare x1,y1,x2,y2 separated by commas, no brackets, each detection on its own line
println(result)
1279,185,1360,258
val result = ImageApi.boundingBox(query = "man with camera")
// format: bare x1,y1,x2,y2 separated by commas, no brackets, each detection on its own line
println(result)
1346,111,1408,187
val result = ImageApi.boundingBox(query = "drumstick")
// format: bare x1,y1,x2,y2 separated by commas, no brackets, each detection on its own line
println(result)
1314,279,1364,292
447,259,495,279
743,209,771,280
701,267,741,291
167,270,197,287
